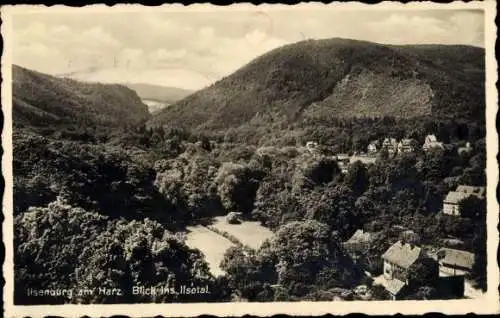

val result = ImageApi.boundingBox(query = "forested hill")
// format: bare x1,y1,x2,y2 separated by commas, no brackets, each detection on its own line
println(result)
149,38,485,137
12,65,151,130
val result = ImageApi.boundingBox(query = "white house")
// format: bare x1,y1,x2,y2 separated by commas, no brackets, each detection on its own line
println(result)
305,141,319,153
380,241,426,300
382,138,398,154
342,229,374,263
423,134,444,151
367,140,380,153
443,191,470,216
397,139,417,154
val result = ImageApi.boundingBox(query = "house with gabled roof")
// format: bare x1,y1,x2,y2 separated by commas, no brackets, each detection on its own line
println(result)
443,191,470,216
397,138,417,154
382,138,398,155
423,134,444,151
305,141,319,154
380,241,426,299
443,185,486,216
342,229,374,263
367,140,380,154
437,248,475,277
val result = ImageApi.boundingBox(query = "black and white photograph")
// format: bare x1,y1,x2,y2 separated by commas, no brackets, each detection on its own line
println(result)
2,2,498,316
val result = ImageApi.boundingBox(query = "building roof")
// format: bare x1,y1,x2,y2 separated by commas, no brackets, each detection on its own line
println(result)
344,229,373,245
381,241,422,269
384,278,406,295
426,135,438,143
424,141,444,148
350,155,377,165
443,191,470,204
399,138,415,145
383,138,398,145
438,248,475,270
456,185,486,199
336,153,350,160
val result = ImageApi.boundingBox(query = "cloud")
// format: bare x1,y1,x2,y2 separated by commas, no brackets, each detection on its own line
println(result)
80,26,120,48
13,21,123,74
11,9,485,90
365,12,484,47
149,48,188,63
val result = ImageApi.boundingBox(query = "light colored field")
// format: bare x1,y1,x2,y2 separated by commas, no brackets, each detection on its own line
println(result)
185,225,236,277
211,216,275,250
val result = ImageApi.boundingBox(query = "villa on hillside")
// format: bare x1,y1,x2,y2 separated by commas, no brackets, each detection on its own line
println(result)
306,141,319,154
349,155,377,166
443,185,486,216
379,241,437,300
382,138,398,155
437,248,475,277
397,138,417,154
367,140,380,154
335,154,351,174
343,230,374,263
335,153,378,174
422,134,444,152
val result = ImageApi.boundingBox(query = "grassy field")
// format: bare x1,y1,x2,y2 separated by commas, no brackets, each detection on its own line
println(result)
184,218,275,276
185,225,236,276
211,216,274,250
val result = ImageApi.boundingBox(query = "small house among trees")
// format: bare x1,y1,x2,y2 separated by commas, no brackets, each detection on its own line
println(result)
437,248,475,277
342,229,374,263
455,185,486,199
382,138,398,155
305,141,319,154
422,134,444,152
397,138,417,154
443,185,486,216
367,140,380,153
380,241,437,300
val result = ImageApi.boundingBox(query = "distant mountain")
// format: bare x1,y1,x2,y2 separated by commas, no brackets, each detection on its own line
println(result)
57,68,193,114
142,99,171,114
149,38,484,137
123,83,193,104
13,65,150,129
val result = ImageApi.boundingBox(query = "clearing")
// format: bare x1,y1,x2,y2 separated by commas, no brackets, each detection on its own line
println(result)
184,224,236,277
210,216,275,250
184,217,275,276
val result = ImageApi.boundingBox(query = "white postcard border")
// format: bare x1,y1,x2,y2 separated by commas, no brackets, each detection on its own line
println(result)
2,1,498,316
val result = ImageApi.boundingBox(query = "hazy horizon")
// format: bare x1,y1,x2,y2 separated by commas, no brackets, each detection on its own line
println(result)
12,7,484,90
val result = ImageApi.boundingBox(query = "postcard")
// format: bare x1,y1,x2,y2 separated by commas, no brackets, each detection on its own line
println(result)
2,1,498,316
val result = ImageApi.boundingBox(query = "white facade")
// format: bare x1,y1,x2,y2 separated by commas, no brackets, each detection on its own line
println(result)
423,134,444,151
443,202,461,216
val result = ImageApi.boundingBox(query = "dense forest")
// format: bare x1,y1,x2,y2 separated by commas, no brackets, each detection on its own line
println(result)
12,65,150,131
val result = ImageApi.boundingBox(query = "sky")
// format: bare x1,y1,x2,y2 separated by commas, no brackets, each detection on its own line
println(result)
11,7,485,90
